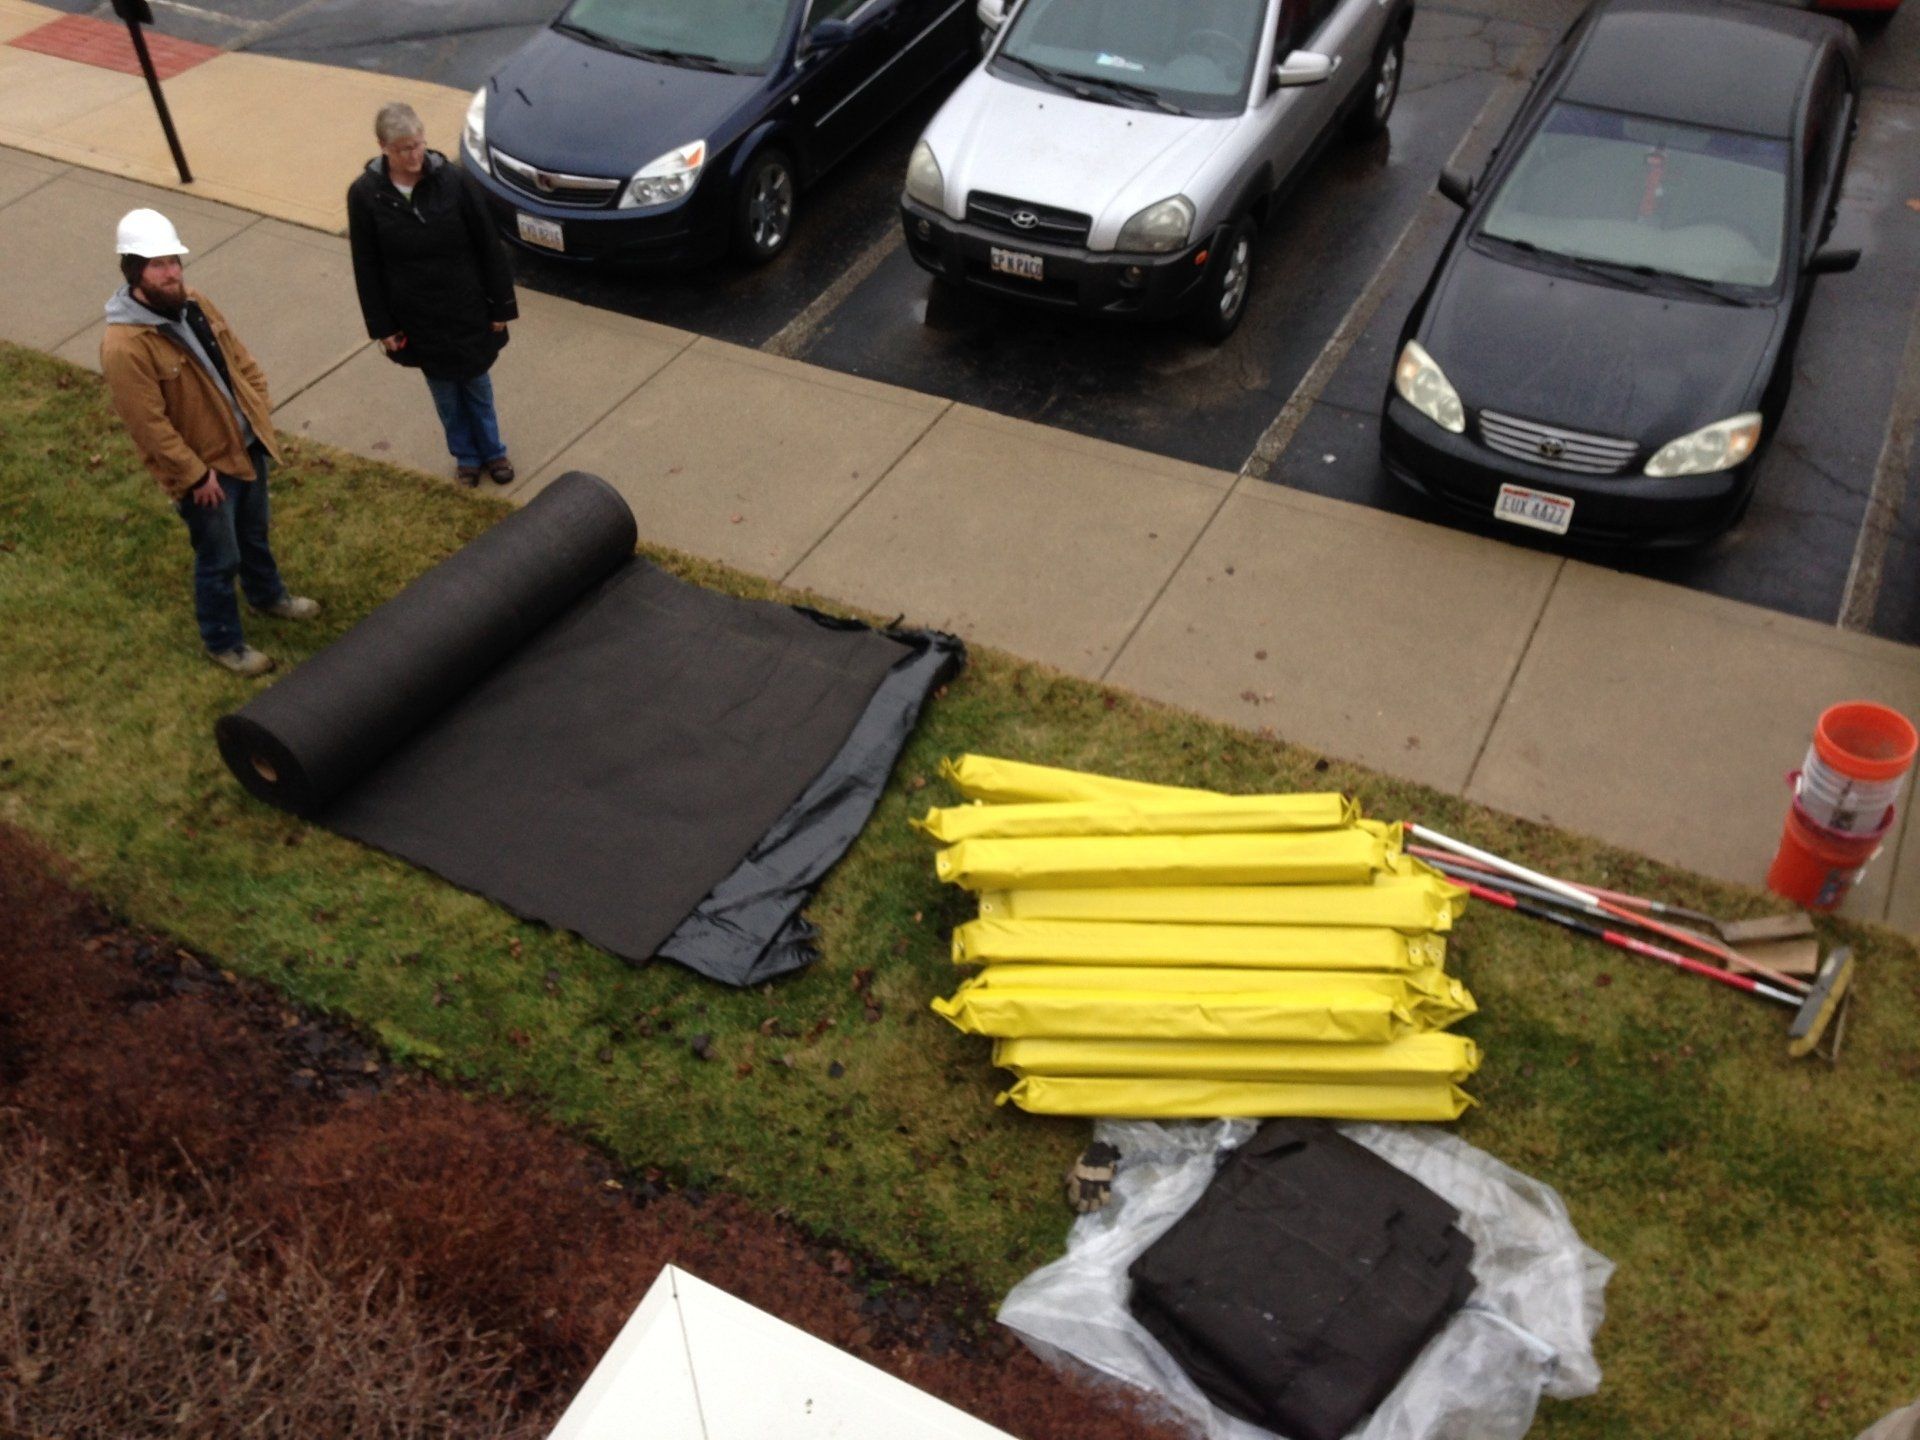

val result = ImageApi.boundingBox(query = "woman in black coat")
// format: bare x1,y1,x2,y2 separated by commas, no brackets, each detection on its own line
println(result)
348,102,519,486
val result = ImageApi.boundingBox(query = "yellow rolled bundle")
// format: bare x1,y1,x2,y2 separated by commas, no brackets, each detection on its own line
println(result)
997,1077,1477,1121
953,919,1446,971
921,755,1479,1121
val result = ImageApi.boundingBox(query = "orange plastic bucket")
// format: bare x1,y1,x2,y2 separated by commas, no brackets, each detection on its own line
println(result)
1814,702,1917,781
1766,798,1895,912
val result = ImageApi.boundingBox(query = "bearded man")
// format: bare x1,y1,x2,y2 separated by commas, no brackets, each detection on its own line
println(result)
100,208,318,677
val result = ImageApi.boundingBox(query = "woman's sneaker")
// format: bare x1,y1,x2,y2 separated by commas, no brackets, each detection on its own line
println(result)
208,645,275,678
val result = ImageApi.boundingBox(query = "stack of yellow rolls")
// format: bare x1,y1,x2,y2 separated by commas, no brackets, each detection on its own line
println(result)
918,755,1480,1121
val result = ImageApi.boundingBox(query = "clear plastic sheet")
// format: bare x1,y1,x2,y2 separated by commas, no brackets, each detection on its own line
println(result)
998,1120,1612,1440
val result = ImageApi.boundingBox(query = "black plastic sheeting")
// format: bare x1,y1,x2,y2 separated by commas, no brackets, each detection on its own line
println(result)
1128,1119,1477,1440
216,472,962,985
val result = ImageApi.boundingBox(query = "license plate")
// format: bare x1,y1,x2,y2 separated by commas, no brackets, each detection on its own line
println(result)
990,246,1044,282
1494,483,1574,535
516,213,564,252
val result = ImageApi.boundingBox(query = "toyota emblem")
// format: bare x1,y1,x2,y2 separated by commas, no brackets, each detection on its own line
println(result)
1011,210,1040,230
1538,438,1565,461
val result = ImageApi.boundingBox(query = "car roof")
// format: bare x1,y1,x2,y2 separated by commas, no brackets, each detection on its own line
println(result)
1561,0,1837,138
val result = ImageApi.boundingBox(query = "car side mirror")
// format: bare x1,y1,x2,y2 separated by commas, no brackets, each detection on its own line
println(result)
1437,166,1476,208
977,0,1008,31
803,17,856,54
1272,50,1334,88
1808,245,1860,276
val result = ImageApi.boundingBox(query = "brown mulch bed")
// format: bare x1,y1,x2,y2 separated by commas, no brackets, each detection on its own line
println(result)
0,824,1186,1440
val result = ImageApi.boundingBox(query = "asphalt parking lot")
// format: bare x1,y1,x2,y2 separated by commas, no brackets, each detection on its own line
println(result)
45,0,1920,644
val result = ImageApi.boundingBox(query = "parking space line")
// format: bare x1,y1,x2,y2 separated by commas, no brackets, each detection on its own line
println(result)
1838,285,1920,633
761,228,904,361
1234,198,1451,486
1233,56,1541,487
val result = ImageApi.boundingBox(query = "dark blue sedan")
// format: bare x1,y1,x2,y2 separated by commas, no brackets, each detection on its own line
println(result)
462,0,975,265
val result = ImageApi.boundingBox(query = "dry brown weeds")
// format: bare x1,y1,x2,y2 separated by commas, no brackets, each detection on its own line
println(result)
0,1124,561,1440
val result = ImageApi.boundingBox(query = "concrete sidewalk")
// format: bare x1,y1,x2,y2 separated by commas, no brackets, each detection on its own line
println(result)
2,0,1917,931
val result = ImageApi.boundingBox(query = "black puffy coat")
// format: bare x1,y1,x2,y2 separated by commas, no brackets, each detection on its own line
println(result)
346,152,518,381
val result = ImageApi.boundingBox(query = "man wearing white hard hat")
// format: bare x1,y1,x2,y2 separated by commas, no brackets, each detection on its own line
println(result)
100,208,319,678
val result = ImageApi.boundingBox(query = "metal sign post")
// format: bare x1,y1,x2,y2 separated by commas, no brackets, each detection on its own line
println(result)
111,0,193,185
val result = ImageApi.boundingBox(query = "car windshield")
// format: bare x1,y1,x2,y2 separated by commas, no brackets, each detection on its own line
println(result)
558,0,794,73
1479,103,1791,290
994,0,1267,117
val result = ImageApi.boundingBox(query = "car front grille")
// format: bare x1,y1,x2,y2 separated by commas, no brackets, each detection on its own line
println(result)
490,148,624,209
1478,410,1639,476
966,192,1092,247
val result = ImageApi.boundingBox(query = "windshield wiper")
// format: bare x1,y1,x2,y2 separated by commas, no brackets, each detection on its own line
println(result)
552,23,737,72
1613,263,1751,307
996,52,1093,100
1483,236,1749,306
1068,72,1187,116
553,19,631,55
648,48,737,73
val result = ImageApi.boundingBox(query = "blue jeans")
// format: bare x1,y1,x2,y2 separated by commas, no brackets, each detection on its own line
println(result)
175,447,288,654
424,372,506,469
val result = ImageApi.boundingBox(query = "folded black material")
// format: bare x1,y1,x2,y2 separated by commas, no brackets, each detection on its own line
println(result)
1128,1119,1476,1440
216,472,961,985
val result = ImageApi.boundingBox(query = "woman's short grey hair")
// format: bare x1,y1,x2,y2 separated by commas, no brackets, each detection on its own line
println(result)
374,102,424,146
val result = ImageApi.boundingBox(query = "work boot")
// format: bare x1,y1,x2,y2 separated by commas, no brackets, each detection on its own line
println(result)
207,645,275,678
253,595,320,621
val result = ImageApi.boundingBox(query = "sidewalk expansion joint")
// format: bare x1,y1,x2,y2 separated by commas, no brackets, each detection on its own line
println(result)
776,399,953,590
1461,556,1564,796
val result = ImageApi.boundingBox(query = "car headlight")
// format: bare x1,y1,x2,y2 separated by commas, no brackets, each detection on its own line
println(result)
1393,340,1465,434
620,140,707,210
464,87,490,174
905,139,943,209
1644,413,1763,478
1116,196,1194,255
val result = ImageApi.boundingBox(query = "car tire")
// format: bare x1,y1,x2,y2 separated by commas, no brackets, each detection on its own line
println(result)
1189,218,1255,345
734,148,797,265
1348,32,1405,141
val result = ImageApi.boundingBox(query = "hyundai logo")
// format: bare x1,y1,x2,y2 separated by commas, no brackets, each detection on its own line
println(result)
1537,438,1565,461
1011,210,1040,230
534,170,559,193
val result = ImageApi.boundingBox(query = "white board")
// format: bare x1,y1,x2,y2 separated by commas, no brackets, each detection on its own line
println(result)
547,1264,1018,1440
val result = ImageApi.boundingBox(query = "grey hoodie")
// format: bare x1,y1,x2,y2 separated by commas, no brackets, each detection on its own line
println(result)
104,285,257,448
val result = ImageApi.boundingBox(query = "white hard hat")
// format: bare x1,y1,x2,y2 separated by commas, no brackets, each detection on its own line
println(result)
115,208,188,258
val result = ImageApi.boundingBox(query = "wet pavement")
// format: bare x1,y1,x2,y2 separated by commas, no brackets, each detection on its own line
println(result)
47,0,1920,642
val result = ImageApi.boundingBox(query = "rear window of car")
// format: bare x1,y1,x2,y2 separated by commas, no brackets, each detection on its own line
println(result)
561,0,794,73
1479,102,1791,290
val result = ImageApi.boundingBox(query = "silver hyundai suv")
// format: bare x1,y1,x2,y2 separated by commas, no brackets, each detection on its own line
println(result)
901,0,1411,340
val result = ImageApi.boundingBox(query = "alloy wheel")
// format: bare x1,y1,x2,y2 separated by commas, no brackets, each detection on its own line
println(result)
1374,46,1401,125
748,162,793,255
1219,235,1251,321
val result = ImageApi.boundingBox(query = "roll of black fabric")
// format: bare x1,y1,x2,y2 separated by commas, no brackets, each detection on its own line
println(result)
215,472,637,815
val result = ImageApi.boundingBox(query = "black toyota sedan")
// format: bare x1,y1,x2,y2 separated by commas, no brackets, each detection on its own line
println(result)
1381,0,1861,546
462,0,975,266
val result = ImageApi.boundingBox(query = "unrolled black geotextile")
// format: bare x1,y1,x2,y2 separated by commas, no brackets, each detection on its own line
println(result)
215,472,962,985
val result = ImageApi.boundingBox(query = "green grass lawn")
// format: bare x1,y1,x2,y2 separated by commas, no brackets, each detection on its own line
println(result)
3,341,1916,1438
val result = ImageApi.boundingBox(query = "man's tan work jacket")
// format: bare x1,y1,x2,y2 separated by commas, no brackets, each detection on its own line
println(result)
100,288,281,500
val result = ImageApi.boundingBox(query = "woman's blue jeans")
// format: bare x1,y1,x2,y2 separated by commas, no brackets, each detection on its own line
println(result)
174,446,288,654
424,371,506,469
